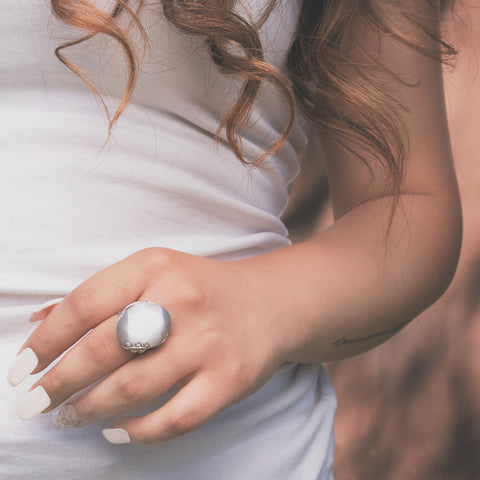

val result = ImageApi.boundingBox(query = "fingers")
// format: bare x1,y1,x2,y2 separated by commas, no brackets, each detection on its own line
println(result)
28,315,133,415
16,250,155,376
16,315,133,420
110,374,230,445
7,250,251,446
60,335,194,428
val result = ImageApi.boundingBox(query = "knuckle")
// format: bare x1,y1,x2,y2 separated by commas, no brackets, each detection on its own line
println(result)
134,426,158,445
117,281,134,306
115,373,145,404
168,408,201,437
30,327,53,354
66,287,97,319
84,333,116,367
134,248,172,276
42,371,69,401
175,282,206,310
224,355,250,386
199,326,222,351
139,436,156,446
77,399,96,423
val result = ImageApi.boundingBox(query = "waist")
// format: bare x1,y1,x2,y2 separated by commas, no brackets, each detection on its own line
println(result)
1,90,295,299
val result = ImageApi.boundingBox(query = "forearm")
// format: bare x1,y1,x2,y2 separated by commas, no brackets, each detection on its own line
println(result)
235,192,462,364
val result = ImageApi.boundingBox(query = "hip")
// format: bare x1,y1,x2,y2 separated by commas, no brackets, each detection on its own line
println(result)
0,302,336,479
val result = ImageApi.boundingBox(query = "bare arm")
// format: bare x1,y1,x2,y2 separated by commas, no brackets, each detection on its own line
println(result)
234,4,462,363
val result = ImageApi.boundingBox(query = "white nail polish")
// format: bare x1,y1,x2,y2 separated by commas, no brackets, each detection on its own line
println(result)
7,348,38,386
102,428,131,444
52,404,81,429
17,386,51,420
30,298,65,322
33,297,64,314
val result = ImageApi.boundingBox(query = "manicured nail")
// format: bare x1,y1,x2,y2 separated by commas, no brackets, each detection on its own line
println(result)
52,404,81,429
17,386,51,420
7,348,38,386
102,428,131,444
30,297,64,322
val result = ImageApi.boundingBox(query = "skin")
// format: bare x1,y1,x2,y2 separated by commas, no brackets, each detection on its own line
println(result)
13,5,462,445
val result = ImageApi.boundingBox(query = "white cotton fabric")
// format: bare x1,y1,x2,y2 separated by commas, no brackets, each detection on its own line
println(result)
0,0,336,478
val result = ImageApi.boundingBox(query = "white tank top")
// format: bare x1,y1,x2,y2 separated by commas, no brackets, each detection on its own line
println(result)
0,1,336,478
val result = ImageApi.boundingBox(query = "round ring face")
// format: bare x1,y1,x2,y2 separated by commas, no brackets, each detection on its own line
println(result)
117,301,171,354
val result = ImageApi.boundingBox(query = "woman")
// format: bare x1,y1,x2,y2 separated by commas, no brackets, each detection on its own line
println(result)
1,0,462,478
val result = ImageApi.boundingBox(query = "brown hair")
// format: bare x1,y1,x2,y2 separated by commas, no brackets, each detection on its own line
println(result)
49,0,457,200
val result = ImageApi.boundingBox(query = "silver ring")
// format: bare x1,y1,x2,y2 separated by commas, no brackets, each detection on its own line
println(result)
116,301,171,354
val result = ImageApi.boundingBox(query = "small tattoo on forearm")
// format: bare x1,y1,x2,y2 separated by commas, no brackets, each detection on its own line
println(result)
333,319,410,348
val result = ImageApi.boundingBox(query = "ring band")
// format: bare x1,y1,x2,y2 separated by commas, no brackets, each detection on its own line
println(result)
116,301,171,354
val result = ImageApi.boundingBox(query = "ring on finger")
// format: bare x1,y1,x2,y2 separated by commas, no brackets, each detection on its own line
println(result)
116,301,171,354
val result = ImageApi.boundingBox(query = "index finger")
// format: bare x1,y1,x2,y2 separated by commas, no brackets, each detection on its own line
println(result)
12,249,154,380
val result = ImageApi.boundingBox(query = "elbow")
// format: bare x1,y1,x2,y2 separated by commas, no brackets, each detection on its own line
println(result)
440,211,462,299
393,191,463,317
420,193,463,307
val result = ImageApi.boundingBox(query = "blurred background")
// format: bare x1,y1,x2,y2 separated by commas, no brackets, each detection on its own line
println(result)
283,2,480,479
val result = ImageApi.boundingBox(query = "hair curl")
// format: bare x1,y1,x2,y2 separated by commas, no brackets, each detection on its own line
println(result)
49,0,457,202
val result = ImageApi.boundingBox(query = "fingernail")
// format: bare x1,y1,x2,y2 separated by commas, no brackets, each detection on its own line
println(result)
7,348,38,386
52,404,81,429
17,386,51,420
30,297,64,322
102,428,131,444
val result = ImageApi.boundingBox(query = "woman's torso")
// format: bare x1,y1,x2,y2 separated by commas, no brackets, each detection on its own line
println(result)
0,1,336,478
0,0,308,295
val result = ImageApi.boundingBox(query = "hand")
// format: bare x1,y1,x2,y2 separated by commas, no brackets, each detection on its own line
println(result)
8,248,285,444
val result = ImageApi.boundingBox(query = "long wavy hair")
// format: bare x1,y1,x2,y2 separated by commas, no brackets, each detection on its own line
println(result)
49,0,457,210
